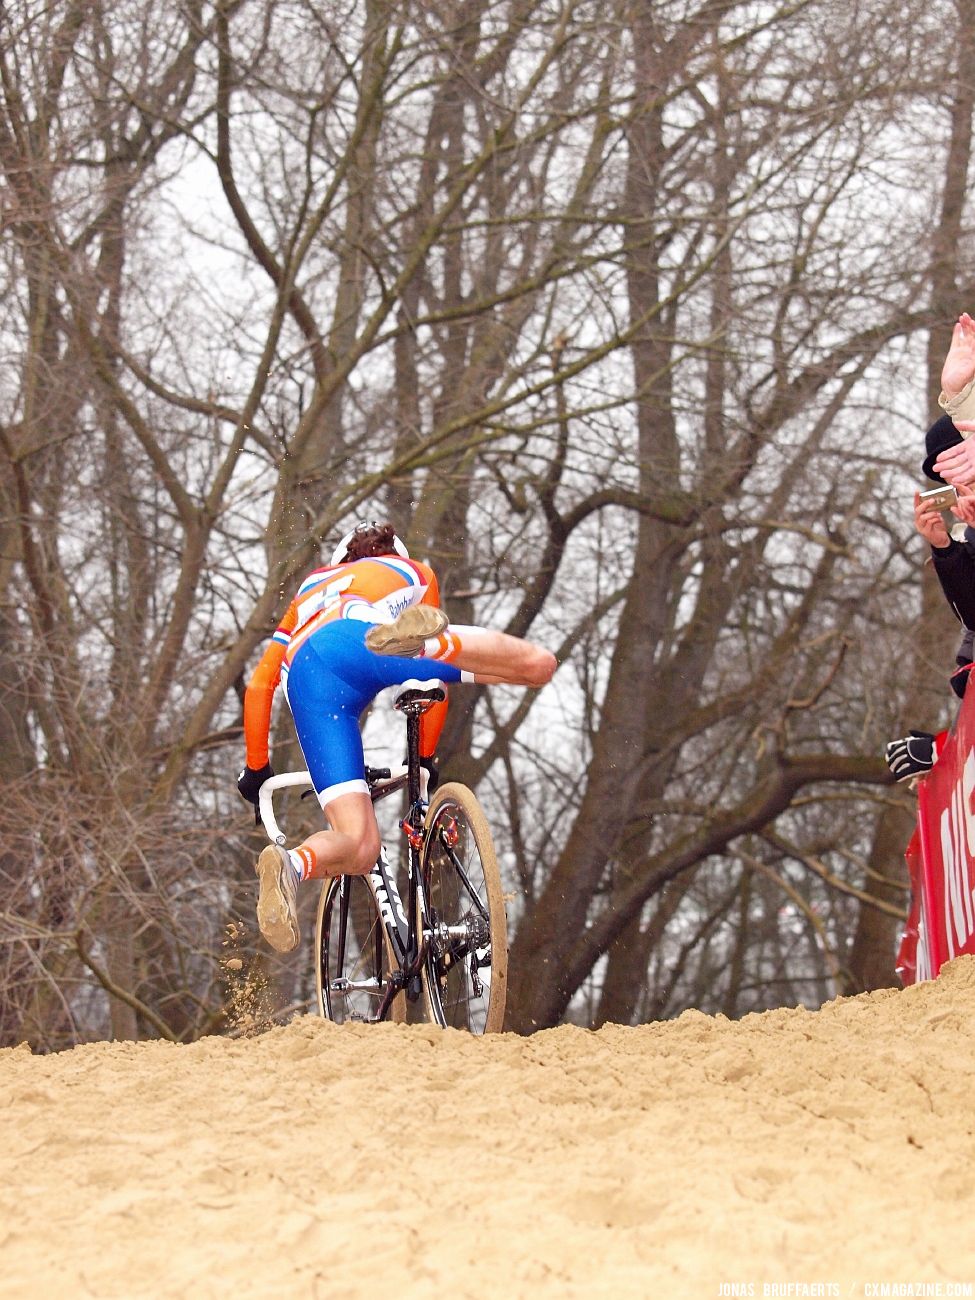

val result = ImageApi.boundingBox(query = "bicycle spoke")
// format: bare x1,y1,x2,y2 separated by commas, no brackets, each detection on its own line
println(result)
316,875,397,1024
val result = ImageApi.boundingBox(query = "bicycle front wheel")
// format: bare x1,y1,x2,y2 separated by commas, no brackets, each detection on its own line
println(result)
421,783,507,1033
315,874,403,1024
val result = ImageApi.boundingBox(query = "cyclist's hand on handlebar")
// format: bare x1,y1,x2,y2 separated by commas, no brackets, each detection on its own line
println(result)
237,763,274,823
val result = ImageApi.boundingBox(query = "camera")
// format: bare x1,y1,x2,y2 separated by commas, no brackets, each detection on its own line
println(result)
919,484,959,510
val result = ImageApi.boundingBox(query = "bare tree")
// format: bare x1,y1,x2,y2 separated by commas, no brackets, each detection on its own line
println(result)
0,0,970,1046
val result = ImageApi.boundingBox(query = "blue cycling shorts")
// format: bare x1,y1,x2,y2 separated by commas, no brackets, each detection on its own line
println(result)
283,619,463,805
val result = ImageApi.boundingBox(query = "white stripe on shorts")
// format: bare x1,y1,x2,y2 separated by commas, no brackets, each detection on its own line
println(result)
318,777,370,807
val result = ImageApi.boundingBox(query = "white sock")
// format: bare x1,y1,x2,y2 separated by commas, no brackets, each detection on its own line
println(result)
286,847,314,881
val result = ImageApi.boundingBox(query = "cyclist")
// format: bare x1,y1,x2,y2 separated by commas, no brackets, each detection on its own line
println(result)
237,521,556,952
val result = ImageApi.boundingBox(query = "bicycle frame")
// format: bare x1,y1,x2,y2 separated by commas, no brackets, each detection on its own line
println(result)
367,697,430,1017
257,682,444,1022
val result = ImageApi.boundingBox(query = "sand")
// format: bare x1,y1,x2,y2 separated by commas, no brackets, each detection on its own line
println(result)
3,959,975,1299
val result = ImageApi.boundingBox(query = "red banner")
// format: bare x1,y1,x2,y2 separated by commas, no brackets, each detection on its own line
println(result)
897,688,975,984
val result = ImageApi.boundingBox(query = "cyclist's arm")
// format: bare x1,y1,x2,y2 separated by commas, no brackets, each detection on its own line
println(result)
243,603,296,768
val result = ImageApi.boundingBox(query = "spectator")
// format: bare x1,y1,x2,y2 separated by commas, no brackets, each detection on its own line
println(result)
884,314,975,782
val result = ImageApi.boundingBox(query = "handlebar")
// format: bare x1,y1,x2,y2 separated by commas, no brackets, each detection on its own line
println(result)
257,764,414,845
258,771,314,846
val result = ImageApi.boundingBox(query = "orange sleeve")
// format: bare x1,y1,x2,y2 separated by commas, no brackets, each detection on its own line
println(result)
420,565,441,609
417,563,447,758
243,601,297,769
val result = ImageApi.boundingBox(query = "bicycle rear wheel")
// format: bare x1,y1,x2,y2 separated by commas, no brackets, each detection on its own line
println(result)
421,782,507,1033
315,874,403,1024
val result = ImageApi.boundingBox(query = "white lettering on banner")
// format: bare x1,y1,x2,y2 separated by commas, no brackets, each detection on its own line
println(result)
915,916,932,983
962,753,975,943
938,746,975,957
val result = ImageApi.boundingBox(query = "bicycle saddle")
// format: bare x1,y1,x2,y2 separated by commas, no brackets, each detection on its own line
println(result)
393,678,446,713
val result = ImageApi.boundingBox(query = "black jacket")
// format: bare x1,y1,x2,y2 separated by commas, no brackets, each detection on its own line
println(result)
932,535,975,627
931,534,975,695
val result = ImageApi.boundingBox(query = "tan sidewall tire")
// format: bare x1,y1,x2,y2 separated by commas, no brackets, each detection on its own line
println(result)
314,877,335,1019
421,782,508,1033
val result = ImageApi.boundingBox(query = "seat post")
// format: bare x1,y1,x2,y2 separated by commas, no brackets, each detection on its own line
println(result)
405,711,421,807
392,682,444,809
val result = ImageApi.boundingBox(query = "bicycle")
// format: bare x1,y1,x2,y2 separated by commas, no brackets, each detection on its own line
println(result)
257,680,508,1033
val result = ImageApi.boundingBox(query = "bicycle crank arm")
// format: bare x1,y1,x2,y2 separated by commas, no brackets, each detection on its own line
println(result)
330,976,385,994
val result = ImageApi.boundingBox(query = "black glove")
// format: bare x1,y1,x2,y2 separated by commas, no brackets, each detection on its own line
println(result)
951,659,973,700
237,763,274,822
884,732,936,783
419,755,440,794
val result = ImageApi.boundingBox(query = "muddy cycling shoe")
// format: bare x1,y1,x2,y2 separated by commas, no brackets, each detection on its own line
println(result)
364,605,449,658
255,845,300,953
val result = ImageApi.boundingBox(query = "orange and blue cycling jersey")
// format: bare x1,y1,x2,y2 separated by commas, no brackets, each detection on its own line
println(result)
281,555,441,666
244,556,469,805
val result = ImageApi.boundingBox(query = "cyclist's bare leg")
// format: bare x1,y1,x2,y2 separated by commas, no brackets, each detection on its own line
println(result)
294,792,380,880
428,626,556,687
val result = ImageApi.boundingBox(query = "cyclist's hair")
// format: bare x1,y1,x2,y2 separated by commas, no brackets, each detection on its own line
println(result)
339,521,399,563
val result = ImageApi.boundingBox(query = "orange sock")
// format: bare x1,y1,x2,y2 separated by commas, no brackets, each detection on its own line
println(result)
287,845,317,881
421,629,462,662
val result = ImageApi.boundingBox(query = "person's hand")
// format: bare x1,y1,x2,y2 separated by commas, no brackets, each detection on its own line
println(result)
941,312,975,397
914,491,951,547
950,481,975,526
951,662,972,700
884,731,937,783
237,762,274,823
933,433,975,486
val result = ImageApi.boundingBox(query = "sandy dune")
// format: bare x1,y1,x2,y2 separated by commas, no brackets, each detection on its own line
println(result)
3,959,975,1298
